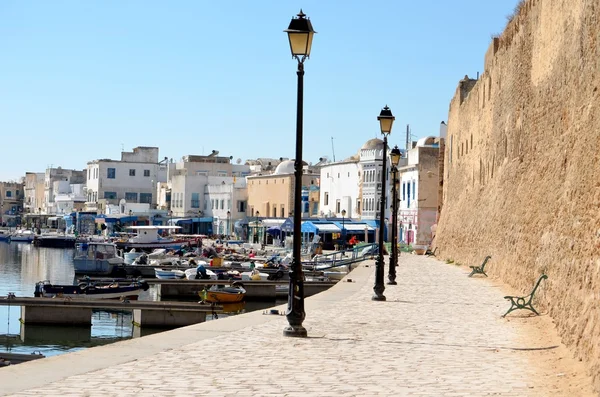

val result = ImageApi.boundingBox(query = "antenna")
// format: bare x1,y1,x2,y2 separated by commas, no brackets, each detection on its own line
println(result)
406,124,410,152
331,137,336,162
121,143,124,152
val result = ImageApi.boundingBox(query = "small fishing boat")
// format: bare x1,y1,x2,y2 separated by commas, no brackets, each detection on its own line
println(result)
184,263,216,280
34,278,149,300
0,230,10,242
73,242,126,276
200,282,246,303
154,268,186,279
0,351,45,366
9,229,35,243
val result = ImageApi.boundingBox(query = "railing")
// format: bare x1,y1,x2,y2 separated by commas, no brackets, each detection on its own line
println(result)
302,243,378,271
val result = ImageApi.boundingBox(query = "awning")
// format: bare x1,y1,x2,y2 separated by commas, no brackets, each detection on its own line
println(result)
315,224,341,233
301,222,318,234
266,226,281,236
339,223,374,231
280,218,294,232
261,218,286,227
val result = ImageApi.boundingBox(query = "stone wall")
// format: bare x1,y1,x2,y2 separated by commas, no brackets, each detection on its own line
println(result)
436,0,600,390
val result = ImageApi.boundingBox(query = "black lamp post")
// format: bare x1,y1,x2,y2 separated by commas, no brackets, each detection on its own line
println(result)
255,211,260,244
373,105,395,301
387,145,401,285
341,209,346,250
283,10,315,338
227,210,231,238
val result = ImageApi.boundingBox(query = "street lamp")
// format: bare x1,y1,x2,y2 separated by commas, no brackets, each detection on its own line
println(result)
283,10,316,338
373,105,395,301
227,210,231,238
341,209,346,250
387,145,401,285
255,211,260,244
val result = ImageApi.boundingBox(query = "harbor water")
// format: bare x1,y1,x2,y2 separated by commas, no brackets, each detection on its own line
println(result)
0,242,282,359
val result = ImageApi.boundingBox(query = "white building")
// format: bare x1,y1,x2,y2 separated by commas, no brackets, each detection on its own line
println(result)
318,156,361,218
358,138,395,223
44,167,86,214
397,136,440,248
168,151,250,235
53,182,86,215
205,177,248,236
85,147,167,212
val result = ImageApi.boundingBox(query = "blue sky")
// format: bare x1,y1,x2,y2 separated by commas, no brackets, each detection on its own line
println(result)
0,1,518,182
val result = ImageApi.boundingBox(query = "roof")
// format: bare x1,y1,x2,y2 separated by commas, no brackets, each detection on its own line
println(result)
361,138,384,150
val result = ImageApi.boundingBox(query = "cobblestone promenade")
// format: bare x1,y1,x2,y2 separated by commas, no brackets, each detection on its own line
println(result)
1,255,596,396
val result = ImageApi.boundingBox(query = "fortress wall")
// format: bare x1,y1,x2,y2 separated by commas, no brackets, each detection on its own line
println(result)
436,0,600,389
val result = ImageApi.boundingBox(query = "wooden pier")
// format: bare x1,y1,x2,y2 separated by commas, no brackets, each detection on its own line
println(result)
0,296,220,328
145,279,337,300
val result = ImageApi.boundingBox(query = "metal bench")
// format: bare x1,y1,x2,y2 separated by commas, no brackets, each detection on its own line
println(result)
468,255,491,277
502,274,548,317
425,247,437,257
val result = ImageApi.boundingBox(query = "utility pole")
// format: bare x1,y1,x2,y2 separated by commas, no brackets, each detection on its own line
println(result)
405,124,410,152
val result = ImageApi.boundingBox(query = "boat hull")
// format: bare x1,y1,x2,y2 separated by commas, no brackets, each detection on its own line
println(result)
200,286,246,303
34,280,148,299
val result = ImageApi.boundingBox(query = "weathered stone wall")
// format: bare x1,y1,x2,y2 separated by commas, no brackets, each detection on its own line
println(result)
436,0,600,390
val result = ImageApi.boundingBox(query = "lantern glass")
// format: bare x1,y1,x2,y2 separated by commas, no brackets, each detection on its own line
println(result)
285,11,316,58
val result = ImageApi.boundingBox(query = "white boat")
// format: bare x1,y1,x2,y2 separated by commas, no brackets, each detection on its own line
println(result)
184,263,217,280
116,226,188,251
73,242,126,276
240,269,269,281
154,268,186,279
9,229,35,242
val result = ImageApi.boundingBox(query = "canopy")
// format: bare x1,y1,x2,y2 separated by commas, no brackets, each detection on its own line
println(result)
266,226,281,236
338,223,374,231
315,224,341,233
280,218,294,232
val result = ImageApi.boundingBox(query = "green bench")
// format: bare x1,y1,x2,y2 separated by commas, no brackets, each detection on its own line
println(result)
468,255,491,277
502,274,548,317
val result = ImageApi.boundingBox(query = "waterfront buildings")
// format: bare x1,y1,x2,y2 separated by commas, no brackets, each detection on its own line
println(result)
0,181,24,227
84,147,167,212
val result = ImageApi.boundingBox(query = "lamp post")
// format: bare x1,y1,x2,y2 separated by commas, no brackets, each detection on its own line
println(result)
255,211,260,244
341,209,346,250
373,105,395,301
387,145,401,285
283,10,315,338
227,210,231,238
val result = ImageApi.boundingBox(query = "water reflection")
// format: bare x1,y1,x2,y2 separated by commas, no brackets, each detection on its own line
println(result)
0,243,283,358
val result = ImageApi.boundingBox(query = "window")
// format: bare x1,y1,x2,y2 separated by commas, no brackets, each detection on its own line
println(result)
324,193,329,205
140,193,152,204
238,201,246,212
191,193,200,208
280,205,285,218
204,199,208,210
125,192,138,201
412,181,416,200
107,168,116,179
129,169,136,176
227,200,231,210
337,173,340,178
356,199,361,213
6,191,11,198
220,199,224,209
16,190,19,197
144,170,150,177
336,200,340,213
211,200,215,209
104,192,117,200
402,182,406,201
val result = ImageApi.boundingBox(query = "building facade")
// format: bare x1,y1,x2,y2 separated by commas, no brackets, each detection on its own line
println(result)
85,147,167,212
0,181,24,227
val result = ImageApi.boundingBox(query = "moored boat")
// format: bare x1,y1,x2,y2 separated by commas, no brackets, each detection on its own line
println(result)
9,229,35,243
73,241,126,276
154,268,186,279
115,226,188,251
200,282,246,303
34,233,77,248
34,278,149,299
0,230,10,242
